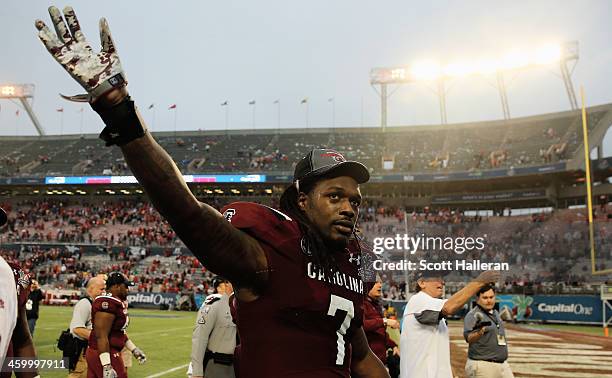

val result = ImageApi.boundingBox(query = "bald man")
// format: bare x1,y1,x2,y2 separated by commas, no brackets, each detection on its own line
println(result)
68,276,106,378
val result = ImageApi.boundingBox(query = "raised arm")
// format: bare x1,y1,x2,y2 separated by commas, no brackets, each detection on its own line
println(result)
35,6,268,292
441,270,500,316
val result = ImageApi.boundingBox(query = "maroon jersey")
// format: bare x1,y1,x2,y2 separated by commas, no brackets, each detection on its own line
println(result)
220,202,365,377
88,295,129,351
8,261,31,309
363,296,396,364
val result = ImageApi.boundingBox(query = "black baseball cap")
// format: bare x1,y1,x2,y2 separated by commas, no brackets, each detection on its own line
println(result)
212,276,229,289
0,207,6,226
293,149,370,188
105,272,134,289
415,269,451,280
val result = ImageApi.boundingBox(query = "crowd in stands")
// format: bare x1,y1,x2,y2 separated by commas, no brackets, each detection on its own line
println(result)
1,198,610,300
359,201,611,299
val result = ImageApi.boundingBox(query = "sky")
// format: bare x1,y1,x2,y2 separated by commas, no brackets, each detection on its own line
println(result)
0,0,611,154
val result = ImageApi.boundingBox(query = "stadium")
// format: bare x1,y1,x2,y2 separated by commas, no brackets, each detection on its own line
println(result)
1,2,612,378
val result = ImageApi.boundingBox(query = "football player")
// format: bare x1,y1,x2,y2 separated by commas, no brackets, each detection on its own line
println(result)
36,6,388,377
0,207,39,378
85,272,146,378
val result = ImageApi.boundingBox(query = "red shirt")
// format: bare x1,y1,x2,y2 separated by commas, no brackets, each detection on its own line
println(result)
88,295,129,351
363,296,396,364
221,202,365,378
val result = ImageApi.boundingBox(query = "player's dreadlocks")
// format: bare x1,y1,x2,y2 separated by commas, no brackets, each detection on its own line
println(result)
280,178,339,274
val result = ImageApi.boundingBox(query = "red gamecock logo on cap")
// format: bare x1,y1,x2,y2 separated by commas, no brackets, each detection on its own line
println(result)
321,151,346,163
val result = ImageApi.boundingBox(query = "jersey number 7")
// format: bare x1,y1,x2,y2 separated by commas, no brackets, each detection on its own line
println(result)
327,294,355,365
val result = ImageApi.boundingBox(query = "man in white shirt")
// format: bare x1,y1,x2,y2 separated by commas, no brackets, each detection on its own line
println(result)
400,269,500,378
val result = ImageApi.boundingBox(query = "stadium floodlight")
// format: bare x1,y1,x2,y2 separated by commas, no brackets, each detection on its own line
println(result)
443,61,474,77
0,83,45,136
410,60,442,81
533,44,562,65
370,41,579,127
372,43,566,84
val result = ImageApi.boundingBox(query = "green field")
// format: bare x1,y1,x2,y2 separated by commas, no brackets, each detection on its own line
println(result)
29,307,609,377
32,306,196,378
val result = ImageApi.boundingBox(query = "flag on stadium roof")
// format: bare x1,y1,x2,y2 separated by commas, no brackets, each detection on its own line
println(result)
168,104,176,110
15,110,19,116
221,101,228,106
248,100,256,105
328,97,334,102
56,107,63,112
273,99,279,104
300,98,308,104
148,104,155,109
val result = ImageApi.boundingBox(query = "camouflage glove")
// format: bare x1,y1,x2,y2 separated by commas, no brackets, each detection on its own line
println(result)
102,365,118,378
35,5,127,103
132,347,147,364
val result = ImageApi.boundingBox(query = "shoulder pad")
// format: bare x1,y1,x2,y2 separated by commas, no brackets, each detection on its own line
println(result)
204,294,222,305
221,202,292,229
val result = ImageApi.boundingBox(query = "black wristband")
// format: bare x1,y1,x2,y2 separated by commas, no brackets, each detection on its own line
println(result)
92,96,147,147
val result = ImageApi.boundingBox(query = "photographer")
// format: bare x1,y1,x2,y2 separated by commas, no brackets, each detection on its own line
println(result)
463,285,514,378
67,276,106,378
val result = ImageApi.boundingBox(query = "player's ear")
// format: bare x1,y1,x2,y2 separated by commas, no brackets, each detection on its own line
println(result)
297,191,309,212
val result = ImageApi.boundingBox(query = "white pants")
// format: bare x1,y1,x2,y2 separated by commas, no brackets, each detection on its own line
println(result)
465,358,514,378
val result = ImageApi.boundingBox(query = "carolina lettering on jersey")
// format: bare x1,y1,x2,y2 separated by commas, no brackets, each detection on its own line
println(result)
307,262,364,295
220,202,365,378
88,295,129,351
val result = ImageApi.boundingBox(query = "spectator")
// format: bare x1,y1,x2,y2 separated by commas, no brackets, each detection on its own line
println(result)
25,280,44,335
363,276,400,377
400,270,499,378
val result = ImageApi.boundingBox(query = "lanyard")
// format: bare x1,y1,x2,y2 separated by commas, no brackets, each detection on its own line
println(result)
476,305,500,330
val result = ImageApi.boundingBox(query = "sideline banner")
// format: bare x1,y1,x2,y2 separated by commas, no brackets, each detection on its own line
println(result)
496,294,602,324
127,292,178,308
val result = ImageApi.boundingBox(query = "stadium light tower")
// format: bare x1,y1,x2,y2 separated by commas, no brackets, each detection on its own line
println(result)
559,41,579,110
0,84,46,135
370,41,580,127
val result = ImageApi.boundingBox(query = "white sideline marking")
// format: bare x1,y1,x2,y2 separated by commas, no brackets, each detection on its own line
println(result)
144,363,189,378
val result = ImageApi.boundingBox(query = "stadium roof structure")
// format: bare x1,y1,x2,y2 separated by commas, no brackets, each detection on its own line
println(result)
0,102,610,210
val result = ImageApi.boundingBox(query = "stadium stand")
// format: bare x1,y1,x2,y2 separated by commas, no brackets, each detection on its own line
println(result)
1,199,609,299
0,105,609,177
